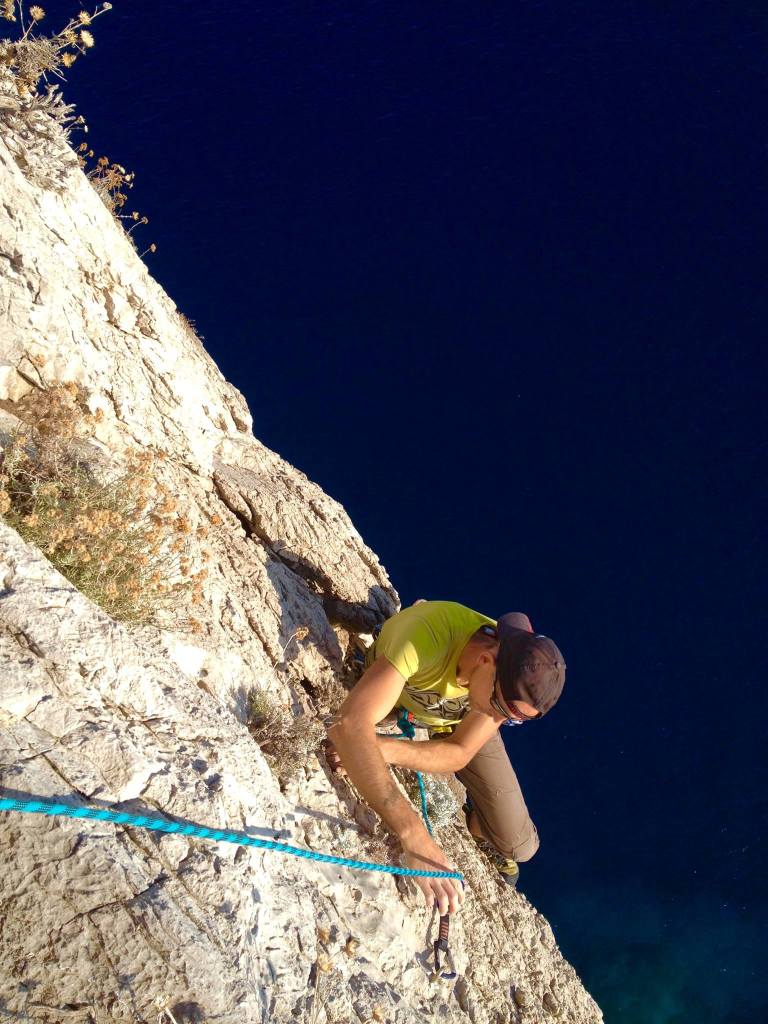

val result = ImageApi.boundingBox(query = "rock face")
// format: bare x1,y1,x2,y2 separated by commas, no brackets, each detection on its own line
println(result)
0,75,603,1024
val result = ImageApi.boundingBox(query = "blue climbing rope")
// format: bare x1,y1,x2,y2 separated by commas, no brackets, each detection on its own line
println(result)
0,795,461,881
415,773,432,836
396,710,433,836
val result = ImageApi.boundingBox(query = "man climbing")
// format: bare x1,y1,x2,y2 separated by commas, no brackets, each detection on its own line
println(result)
326,600,566,916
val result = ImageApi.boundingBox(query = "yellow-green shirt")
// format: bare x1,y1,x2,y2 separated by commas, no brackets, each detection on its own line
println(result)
369,601,495,727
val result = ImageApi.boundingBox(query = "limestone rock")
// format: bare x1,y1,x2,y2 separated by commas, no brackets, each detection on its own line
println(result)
0,72,602,1024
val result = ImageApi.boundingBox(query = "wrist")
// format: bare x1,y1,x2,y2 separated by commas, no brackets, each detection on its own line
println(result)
396,815,431,847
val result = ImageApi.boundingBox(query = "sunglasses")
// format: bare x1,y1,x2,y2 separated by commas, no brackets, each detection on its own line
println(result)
490,675,541,724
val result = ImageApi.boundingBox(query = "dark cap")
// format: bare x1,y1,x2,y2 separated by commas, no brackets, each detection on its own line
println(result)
496,613,566,716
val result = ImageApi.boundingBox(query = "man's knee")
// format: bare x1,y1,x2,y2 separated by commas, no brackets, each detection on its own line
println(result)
467,796,540,863
481,819,539,862
510,822,540,863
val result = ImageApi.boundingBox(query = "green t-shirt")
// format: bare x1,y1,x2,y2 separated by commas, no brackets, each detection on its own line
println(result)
370,600,496,727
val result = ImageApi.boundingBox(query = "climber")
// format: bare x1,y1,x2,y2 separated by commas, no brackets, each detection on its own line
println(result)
326,600,566,916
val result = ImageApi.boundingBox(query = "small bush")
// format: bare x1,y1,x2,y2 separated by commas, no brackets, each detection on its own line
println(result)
245,627,332,779
247,685,325,781
79,150,134,212
0,384,209,626
246,686,283,736
420,773,460,830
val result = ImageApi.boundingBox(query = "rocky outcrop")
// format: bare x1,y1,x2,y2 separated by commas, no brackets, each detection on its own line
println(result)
0,74,602,1024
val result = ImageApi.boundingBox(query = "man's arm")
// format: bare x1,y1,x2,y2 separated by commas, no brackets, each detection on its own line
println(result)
327,655,464,915
328,656,423,840
377,708,503,773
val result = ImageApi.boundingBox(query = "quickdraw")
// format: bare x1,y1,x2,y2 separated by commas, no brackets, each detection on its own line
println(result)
431,913,457,981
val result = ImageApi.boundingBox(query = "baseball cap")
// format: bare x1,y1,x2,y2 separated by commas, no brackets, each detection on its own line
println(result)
495,613,566,716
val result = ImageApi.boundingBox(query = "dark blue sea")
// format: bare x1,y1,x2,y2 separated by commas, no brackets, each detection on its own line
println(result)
63,2,767,1019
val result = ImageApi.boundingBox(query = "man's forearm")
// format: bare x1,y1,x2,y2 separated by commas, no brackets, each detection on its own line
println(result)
328,721,426,842
377,734,466,773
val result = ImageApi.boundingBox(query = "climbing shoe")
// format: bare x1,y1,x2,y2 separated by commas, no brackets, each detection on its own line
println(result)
472,836,520,888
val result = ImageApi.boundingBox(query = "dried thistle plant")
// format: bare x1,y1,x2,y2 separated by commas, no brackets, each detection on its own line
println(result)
0,383,211,626
1,5,157,257
79,151,135,212
0,4,93,185
244,622,329,777
1,2,112,95
74,149,156,253
316,954,334,975
152,997,180,1024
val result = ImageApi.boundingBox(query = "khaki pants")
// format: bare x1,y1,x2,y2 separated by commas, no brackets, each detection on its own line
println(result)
384,712,539,863
452,729,540,862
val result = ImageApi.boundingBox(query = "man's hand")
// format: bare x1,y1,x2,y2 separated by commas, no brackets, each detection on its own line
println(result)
323,737,346,776
401,829,464,915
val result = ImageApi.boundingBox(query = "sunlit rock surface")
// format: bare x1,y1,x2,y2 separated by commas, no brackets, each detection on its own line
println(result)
0,80,602,1024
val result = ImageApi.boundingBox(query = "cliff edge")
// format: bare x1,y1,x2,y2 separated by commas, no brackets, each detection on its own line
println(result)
0,68,602,1024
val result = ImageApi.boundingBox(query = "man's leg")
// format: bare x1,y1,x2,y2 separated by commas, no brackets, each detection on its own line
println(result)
456,729,539,869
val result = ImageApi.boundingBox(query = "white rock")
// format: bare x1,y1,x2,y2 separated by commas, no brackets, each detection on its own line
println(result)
0,361,33,401
0,73,602,1023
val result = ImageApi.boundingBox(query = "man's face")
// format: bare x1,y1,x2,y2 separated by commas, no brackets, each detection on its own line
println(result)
490,679,540,722
469,659,539,722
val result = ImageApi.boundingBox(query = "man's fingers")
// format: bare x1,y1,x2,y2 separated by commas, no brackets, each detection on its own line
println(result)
443,879,462,915
435,884,450,917
450,879,464,913
404,846,463,914
434,880,462,916
323,740,346,774
417,878,448,916
418,878,462,916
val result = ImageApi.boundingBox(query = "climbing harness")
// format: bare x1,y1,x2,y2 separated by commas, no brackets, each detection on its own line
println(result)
395,709,433,835
432,914,458,982
0,795,463,881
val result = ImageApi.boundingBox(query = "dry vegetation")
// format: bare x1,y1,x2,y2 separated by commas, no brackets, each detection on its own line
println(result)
0,2,111,95
1,2,155,253
416,772,461,831
246,627,330,780
247,685,326,781
0,384,209,627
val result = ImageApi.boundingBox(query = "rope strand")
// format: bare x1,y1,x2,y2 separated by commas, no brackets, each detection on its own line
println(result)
0,796,462,881
396,710,434,835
